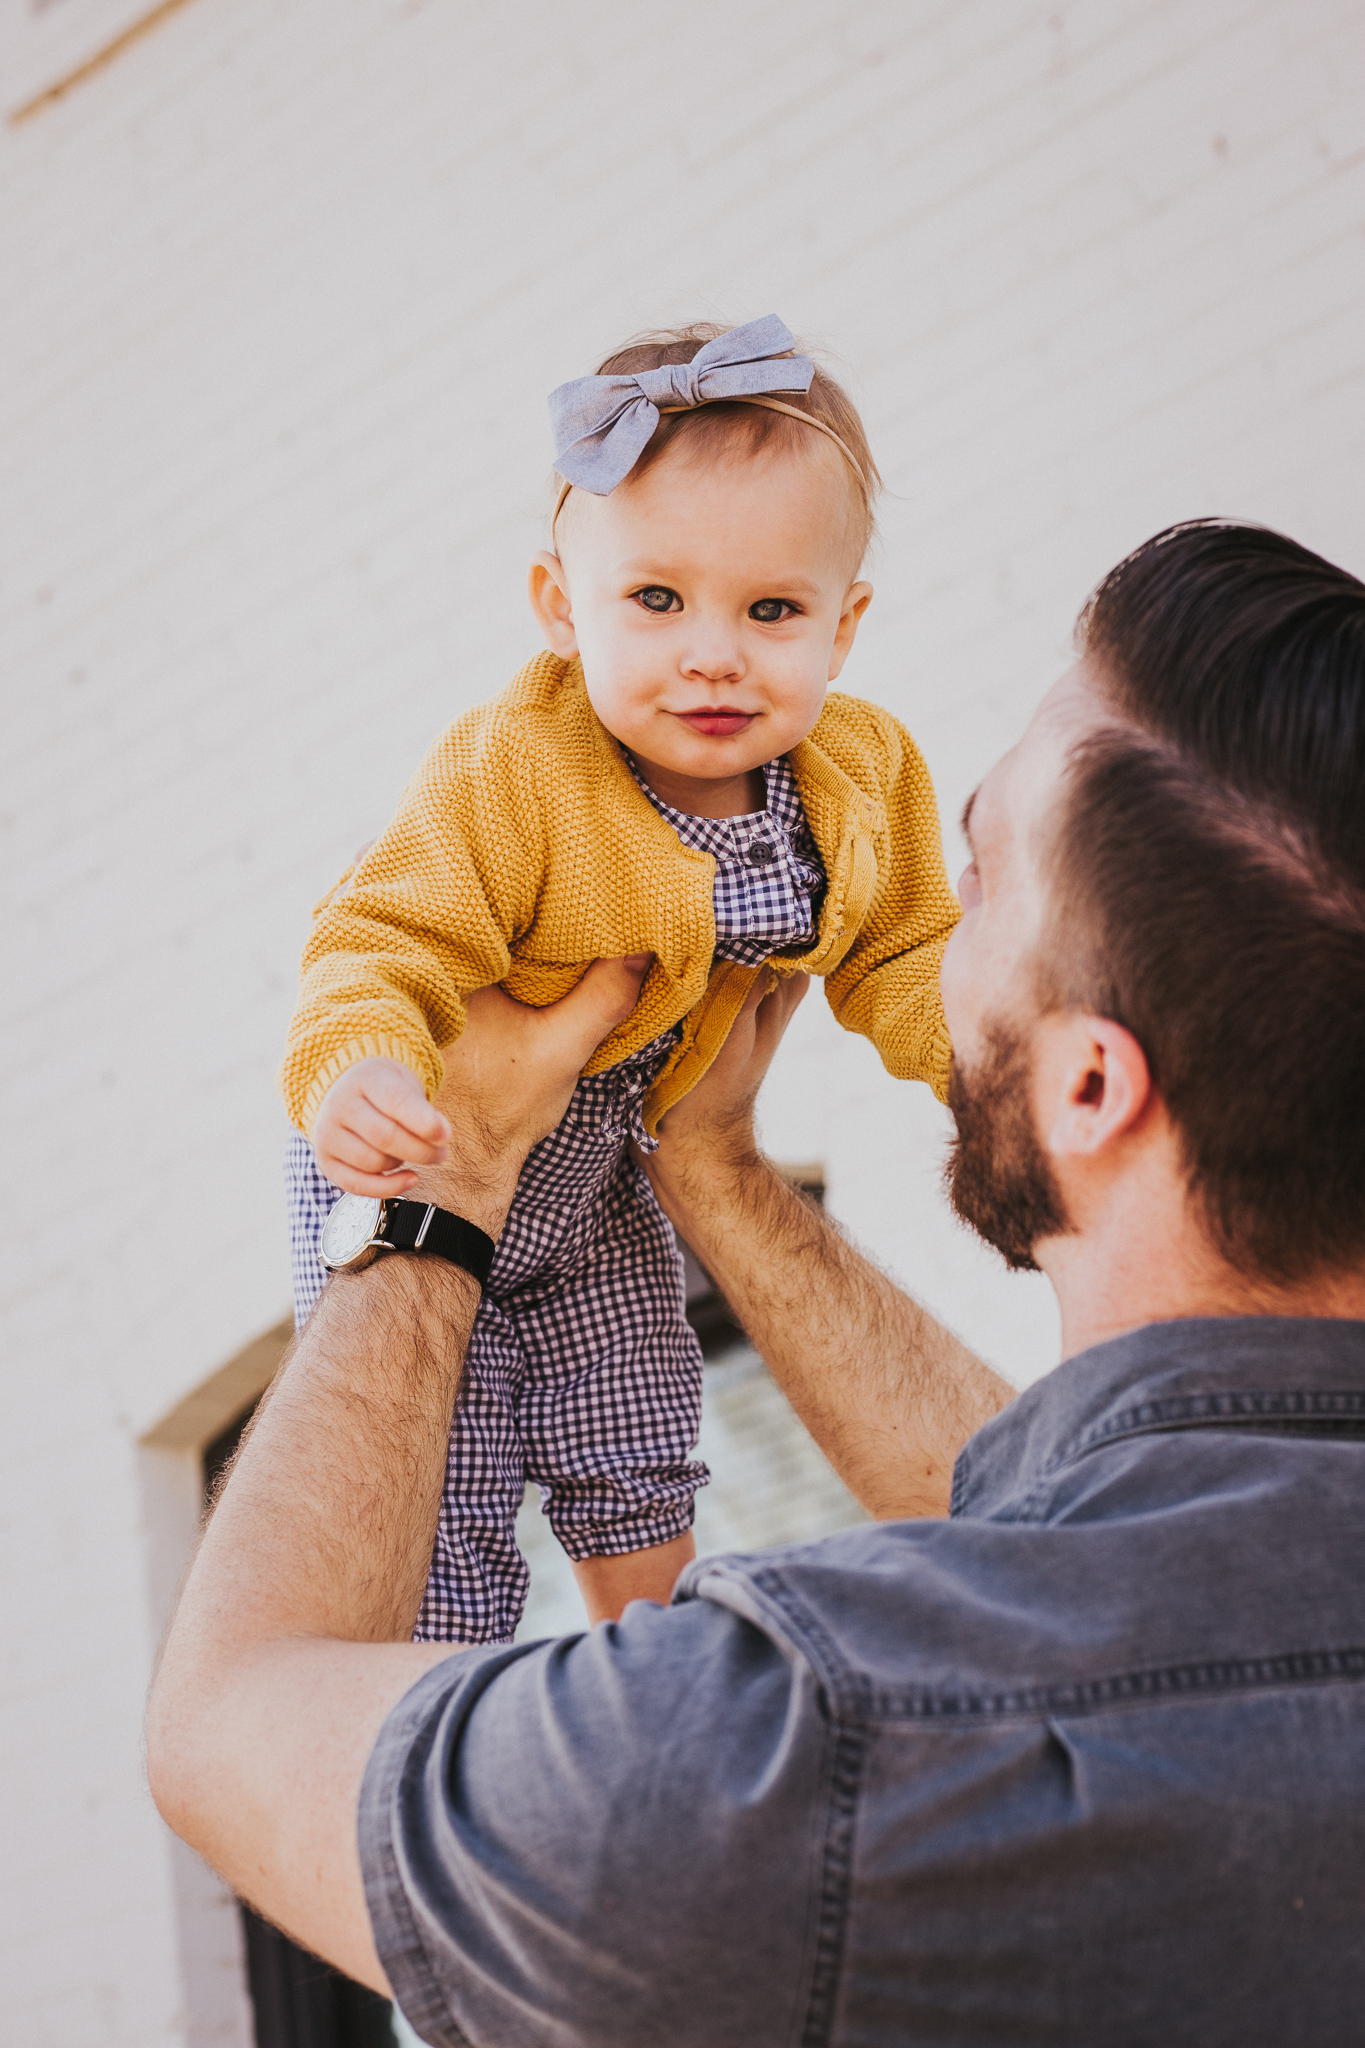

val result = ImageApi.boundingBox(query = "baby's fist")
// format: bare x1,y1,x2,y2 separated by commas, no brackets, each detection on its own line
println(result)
312,1057,450,1196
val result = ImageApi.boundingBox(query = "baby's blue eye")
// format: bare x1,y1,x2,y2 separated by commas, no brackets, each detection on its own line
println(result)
749,599,790,623
637,586,678,613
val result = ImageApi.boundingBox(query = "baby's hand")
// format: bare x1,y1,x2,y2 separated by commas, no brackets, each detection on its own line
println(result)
312,1058,450,1197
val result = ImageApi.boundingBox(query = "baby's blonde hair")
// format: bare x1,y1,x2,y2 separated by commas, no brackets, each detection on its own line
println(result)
560,321,881,567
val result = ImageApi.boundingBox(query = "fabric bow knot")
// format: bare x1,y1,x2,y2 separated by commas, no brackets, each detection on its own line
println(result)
548,314,814,495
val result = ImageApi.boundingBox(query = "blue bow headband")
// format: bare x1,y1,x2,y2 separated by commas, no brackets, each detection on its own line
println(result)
548,313,861,498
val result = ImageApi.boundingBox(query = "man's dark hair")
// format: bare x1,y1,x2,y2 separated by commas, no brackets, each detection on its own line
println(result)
1043,519,1365,1281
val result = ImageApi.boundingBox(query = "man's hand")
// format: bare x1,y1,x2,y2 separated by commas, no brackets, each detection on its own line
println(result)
412,958,653,1229
648,969,810,1181
312,1058,450,1196
311,957,653,1205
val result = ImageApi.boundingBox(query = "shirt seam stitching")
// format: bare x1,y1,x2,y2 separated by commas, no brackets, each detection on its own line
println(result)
960,1388,1365,1515
859,1642,1365,1720
800,1721,865,2048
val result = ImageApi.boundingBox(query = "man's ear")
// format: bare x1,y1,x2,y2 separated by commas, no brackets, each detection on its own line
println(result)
528,552,578,657
828,581,873,680
1040,1014,1153,1160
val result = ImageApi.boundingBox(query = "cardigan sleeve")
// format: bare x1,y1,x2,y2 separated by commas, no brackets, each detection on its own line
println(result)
279,710,542,1137
822,711,960,1103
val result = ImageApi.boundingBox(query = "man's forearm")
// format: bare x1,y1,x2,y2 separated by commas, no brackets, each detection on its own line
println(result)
147,965,655,1986
146,1250,488,1981
205,1255,481,1642
164,1146,515,1677
648,1136,1011,1519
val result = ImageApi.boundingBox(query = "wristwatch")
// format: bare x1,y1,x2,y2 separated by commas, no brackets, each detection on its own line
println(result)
318,1193,496,1290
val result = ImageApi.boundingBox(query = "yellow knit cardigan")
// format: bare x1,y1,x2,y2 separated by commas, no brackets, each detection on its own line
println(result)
282,652,959,1140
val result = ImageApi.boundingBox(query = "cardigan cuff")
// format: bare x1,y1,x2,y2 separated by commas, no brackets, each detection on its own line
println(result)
289,1033,446,1141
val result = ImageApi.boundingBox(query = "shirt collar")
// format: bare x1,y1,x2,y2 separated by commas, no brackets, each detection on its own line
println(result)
952,1315,1365,1519
626,755,797,856
626,754,801,821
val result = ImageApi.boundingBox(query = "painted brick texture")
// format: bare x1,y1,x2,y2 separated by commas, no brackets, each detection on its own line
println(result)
2,1,1363,2039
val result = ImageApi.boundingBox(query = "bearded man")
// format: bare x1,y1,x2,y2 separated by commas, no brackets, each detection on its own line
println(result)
149,521,1365,2047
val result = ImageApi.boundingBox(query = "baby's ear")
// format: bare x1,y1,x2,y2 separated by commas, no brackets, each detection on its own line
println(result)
829,580,874,679
528,552,578,656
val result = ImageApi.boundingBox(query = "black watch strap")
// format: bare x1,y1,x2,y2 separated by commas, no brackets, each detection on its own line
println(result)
377,1199,496,1289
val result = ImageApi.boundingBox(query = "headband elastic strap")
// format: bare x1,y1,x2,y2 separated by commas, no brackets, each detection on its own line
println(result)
551,395,869,538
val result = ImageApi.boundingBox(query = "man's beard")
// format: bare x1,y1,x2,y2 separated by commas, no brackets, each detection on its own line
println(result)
945,1018,1073,1274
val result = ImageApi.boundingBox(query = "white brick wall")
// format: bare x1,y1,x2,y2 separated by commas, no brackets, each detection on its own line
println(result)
2,1,1362,2037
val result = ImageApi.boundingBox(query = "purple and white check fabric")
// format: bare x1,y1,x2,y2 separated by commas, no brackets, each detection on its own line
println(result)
629,749,825,964
285,755,826,1642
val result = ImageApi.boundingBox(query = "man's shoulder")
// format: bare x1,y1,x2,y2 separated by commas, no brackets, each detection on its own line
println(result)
680,1520,1080,1714
682,1387,1365,1715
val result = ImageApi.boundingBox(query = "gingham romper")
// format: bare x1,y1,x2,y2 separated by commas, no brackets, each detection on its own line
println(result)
285,754,826,1641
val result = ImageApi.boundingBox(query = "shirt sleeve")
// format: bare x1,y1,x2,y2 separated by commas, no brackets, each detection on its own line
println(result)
358,1596,830,2048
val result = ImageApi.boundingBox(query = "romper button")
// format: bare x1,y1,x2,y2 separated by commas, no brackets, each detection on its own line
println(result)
745,839,777,867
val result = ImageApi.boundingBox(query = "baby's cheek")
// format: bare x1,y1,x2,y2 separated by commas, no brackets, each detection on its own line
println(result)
769,671,829,750
579,661,649,748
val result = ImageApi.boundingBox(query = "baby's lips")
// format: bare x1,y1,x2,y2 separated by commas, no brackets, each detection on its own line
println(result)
674,709,756,736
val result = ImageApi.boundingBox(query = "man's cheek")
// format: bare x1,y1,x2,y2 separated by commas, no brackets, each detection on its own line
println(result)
939,911,1004,1061
938,922,974,1048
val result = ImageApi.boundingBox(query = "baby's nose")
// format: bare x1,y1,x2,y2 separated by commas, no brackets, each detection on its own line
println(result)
681,631,744,680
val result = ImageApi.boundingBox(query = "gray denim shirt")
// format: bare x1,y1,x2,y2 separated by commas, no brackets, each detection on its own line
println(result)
360,1317,1365,2046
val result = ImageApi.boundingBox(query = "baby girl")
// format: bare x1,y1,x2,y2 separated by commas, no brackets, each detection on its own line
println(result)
281,315,958,1643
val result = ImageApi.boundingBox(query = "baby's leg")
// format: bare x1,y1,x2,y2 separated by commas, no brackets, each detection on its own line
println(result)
570,1535,698,1627
414,1294,530,1644
512,1153,709,1623
283,1131,341,1327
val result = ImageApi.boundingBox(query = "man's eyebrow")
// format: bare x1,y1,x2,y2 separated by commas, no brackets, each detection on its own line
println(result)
960,788,979,847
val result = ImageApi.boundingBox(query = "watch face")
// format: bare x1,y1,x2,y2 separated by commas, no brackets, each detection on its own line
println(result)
319,1193,384,1269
